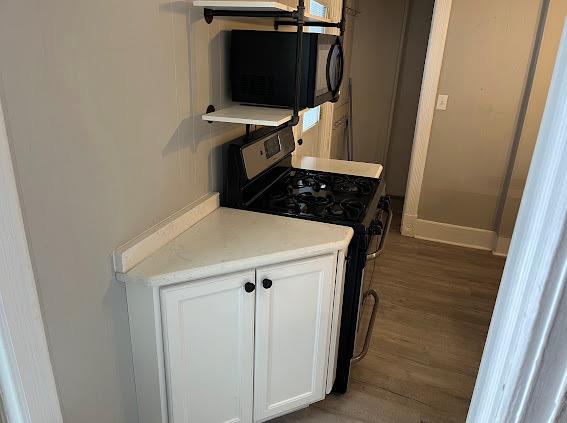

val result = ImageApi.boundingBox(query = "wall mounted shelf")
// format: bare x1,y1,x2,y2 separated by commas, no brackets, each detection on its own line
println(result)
193,0,346,129
193,1,293,12
202,104,305,126
193,1,335,24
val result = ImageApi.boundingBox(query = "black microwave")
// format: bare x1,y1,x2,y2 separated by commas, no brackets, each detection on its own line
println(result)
230,30,344,109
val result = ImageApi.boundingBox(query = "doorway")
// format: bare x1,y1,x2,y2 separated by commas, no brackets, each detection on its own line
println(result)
348,0,435,197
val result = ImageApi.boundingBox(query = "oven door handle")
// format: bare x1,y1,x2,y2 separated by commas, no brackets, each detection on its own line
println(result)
351,289,380,364
366,197,393,261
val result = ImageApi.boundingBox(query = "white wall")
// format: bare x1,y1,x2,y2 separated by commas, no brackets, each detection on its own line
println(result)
418,0,542,230
0,2,268,421
498,0,567,238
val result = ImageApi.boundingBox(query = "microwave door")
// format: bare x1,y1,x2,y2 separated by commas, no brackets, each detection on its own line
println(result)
315,39,333,98
314,36,344,106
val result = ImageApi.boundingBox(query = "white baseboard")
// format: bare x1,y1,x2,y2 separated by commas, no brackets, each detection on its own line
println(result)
493,236,511,257
407,217,497,251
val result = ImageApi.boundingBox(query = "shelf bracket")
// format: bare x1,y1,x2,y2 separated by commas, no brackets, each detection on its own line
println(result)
204,8,214,24
203,8,295,24
205,105,215,123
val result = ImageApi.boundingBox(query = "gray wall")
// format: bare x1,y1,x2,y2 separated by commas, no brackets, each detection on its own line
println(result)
0,2,260,421
418,0,542,230
385,0,435,197
349,0,407,164
498,0,567,237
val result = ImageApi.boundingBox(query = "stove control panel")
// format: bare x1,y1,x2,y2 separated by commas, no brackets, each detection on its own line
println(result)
241,126,295,180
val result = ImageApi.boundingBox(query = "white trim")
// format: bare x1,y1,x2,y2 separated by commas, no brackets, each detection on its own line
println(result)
317,92,334,159
113,192,219,273
413,219,497,251
0,99,63,421
467,20,567,423
401,0,452,233
381,0,410,167
493,236,511,257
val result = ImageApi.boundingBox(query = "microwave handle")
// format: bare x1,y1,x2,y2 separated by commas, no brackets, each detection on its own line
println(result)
326,38,344,98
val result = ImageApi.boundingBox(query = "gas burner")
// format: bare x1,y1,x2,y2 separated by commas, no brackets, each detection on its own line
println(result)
297,192,334,207
334,177,374,196
313,174,334,186
323,198,365,220
289,169,308,178
291,176,328,192
334,181,359,194
341,198,366,219
270,197,304,214
324,203,346,218
353,178,374,196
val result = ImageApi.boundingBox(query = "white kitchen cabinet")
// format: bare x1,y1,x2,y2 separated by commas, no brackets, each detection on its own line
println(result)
253,255,336,421
161,270,256,423
117,203,353,423
157,255,337,423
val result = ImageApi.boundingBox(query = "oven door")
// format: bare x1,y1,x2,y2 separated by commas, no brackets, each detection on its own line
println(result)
312,35,344,107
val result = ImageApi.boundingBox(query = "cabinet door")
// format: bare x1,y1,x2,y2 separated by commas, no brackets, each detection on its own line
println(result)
254,255,337,421
161,271,255,423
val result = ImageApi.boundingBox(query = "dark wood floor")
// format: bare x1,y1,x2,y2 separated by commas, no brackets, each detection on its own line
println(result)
275,205,506,423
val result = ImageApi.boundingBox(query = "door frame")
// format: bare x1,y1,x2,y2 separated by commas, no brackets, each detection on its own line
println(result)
0,99,62,421
467,19,567,423
401,0,453,237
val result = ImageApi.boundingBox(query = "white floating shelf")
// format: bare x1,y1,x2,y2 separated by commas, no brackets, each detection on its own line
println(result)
203,105,298,126
193,1,294,12
192,1,336,24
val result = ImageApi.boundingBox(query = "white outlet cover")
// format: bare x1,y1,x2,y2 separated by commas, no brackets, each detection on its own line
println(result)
436,94,449,110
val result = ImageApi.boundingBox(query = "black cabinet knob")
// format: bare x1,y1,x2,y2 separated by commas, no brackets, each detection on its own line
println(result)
262,279,273,289
244,282,255,293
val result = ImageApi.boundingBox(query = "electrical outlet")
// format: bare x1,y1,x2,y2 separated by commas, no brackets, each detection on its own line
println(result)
436,94,449,110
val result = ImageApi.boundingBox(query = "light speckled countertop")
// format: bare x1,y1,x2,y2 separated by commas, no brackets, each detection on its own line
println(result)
293,156,383,179
116,207,353,287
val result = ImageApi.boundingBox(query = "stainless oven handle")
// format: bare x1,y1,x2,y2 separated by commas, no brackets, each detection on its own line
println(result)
351,289,379,364
366,197,393,261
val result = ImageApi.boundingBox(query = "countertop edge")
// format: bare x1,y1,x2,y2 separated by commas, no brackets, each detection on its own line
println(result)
115,231,353,288
293,156,384,179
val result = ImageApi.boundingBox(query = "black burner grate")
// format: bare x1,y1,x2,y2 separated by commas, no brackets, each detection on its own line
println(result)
252,169,380,224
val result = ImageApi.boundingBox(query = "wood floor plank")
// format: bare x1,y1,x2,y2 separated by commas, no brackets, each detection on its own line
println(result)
274,210,505,423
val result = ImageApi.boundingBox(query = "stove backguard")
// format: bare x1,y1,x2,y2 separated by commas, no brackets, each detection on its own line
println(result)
223,125,295,209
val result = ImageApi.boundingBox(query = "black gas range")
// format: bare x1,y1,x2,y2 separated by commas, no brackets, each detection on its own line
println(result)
223,124,392,393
